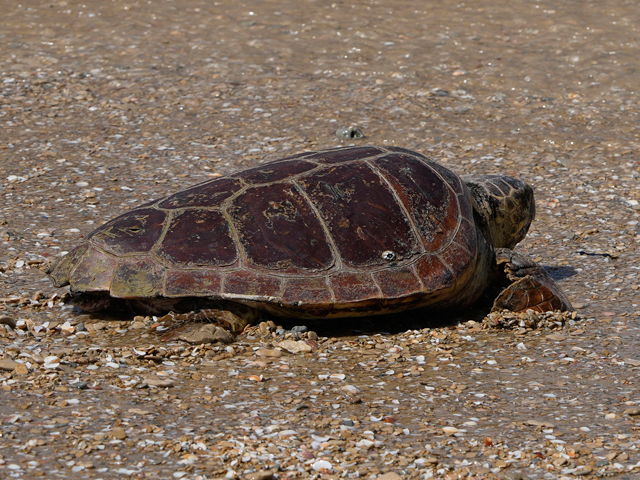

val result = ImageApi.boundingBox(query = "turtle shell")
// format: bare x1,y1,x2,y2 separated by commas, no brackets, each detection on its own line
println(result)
49,146,480,318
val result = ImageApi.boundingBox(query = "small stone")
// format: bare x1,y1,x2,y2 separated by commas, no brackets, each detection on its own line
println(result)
502,474,531,480
625,407,640,416
0,358,19,371
335,126,364,139
377,473,404,480
573,466,592,476
130,320,146,330
259,321,270,334
14,363,28,375
546,333,566,341
128,408,151,415
442,426,459,434
144,376,175,387
307,331,318,341
279,339,312,354
553,457,568,467
110,427,127,440
245,471,274,480
255,348,282,358
291,325,307,333
0,316,16,329
524,419,555,428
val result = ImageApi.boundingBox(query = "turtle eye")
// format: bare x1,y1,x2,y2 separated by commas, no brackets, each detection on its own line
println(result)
382,250,397,261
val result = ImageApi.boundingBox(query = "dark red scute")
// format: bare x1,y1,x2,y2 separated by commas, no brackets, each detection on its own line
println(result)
164,270,223,297
299,162,417,267
329,272,381,303
89,208,166,255
230,183,334,272
305,146,384,164
282,277,332,306
415,255,454,293
158,177,243,209
157,210,238,267
223,270,282,297
439,242,474,282
233,160,317,184
374,266,423,298
374,153,456,250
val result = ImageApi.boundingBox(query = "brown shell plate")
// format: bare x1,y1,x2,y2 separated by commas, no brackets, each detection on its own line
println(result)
49,146,479,317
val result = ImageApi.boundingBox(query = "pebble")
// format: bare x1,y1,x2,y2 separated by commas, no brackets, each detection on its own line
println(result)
14,363,28,375
170,324,235,344
0,316,17,329
335,126,364,139
377,473,404,480
144,376,175,388
110,427,127,440
0,358,19,371
258,322,270,335
255,348,282,358
573,465,593,475
278,339,313,354
245,471,274,480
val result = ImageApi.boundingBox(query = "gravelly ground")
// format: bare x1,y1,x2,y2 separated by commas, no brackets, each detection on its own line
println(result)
2,0,640,479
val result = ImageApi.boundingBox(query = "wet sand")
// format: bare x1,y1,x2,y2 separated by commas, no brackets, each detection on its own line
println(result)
1,0,640,478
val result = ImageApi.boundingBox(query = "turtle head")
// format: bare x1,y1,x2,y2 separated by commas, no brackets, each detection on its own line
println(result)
464,175,535,249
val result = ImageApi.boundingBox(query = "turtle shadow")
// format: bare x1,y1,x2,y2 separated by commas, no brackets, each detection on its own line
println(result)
542,265,578,281
279,298,495,338
69,291,498,339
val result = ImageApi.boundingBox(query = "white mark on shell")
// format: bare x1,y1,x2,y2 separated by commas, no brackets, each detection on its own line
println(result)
382,250,396,261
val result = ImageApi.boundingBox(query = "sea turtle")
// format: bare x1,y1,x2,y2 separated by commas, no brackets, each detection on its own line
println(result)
47,146,572,335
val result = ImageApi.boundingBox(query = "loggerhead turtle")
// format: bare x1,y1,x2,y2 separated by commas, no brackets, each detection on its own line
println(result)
47,146,572,334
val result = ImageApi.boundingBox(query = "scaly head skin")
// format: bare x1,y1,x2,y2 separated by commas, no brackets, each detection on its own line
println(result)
464,175,535,249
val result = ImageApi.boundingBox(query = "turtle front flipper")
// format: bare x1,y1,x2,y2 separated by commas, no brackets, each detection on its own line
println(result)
492,248,573,313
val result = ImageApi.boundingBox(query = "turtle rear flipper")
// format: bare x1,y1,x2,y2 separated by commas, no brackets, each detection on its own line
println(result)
492,249,573,313
157,304,260,344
